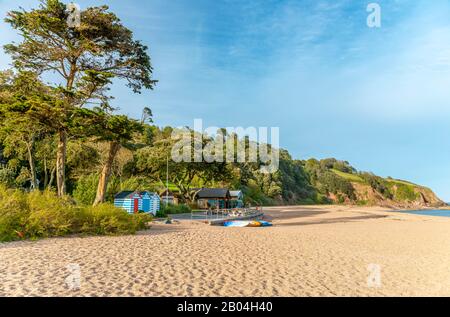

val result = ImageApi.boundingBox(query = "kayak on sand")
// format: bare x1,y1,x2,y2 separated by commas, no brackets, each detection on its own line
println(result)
223,220,273,228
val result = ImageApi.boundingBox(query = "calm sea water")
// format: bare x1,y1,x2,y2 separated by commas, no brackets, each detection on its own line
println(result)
401,210,450,218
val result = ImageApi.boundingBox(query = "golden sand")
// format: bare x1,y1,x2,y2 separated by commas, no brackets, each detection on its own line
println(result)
1,205,450,297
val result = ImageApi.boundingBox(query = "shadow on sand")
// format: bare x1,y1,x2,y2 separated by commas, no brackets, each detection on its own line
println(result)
273,214,388,227
263,209,330,221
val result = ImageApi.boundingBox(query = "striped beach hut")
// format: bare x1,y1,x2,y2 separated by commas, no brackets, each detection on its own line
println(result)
114,191,160,215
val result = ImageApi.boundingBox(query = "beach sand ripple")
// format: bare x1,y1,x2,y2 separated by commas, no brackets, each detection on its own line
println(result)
1,206,450,297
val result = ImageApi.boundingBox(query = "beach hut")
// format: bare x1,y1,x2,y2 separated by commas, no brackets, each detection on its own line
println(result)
230,190,244,208
114,191,160,215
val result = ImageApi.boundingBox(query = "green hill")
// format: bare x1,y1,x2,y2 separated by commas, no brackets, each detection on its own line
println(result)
0,122,444,209
301,158,444,208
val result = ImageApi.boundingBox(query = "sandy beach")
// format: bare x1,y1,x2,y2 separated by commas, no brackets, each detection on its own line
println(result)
1,205,450,297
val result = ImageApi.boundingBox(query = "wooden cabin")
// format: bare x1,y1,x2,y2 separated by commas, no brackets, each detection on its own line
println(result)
194,188,232,210
114,191,160,215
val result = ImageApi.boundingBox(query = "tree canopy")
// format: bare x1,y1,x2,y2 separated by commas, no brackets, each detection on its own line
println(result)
3,0,157,196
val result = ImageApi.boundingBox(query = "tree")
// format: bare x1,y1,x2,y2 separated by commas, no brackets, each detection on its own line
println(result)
93,111,143,206
0,71,50,190
135,130,232,203
35,136,57,189
4,0,157,196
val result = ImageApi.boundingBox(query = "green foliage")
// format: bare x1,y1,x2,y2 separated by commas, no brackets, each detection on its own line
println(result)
73,173,158,205
242,182,278,206
0,166,16,188
3,0,157,196
360,173,393,200
304,160,356,201
157,204,192,217
25,191,78,239
303,158,431,205
277,151,316,202
320,158,356,174
318,171,356,200
73,173,99,205
80,204,152,236
4,0,157,95
0,186,152,242
394,184,418,202
104,176,158,202
135,131,233,203
331,169,364,183
0,185,29,241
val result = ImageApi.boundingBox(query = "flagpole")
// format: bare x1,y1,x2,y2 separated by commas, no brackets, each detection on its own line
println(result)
166,155,169,205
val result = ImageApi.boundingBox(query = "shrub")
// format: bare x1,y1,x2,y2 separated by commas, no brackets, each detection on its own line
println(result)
395,185,418,202
132,213,153,231
360,173,393,199
0,186,29,241
73,173,99,205
297,198,316,205
316,170,356,201
357,200,369,206
25,191,78,239
155,210,166,218
158,203,191,217
0,188,153,242
0,167,16,188
80,204,152,236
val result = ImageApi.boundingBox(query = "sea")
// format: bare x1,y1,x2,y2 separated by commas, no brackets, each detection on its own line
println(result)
401,209,450,218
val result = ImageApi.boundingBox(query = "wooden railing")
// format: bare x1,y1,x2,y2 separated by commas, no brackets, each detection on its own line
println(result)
201,207,263,220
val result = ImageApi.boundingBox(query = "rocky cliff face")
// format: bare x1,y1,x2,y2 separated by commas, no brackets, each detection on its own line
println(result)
351,182,445,209
302,159,446,209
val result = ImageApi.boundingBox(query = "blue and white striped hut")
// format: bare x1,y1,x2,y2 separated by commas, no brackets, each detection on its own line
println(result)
114,191,160,215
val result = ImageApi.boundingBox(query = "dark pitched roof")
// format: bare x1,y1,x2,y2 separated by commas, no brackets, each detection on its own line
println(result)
195,188,231,199
114,191,136,199
115,191,157,199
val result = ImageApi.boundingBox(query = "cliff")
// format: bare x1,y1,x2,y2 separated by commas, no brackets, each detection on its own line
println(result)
302,158,445,209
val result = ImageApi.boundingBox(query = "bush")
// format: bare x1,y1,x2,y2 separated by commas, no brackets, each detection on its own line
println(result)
395,185,418,202
360,173,393,199
0,186,29,241
73,173,99,205
132,212,153,231
80,204,152,236
158,203,191,217
0,187,153,242
0,167,16,188
316,170,356,201
25,191,79,239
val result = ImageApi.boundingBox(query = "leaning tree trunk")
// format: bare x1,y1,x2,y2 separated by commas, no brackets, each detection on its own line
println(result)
93,141,121,206
26,136,38,190
47,166,56,190
56,130,67,197
43,158,48,189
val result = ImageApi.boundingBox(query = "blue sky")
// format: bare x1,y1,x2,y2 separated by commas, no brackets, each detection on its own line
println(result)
2,0,450,200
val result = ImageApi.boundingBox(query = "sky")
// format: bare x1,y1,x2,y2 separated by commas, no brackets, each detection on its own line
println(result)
1,0,450,200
